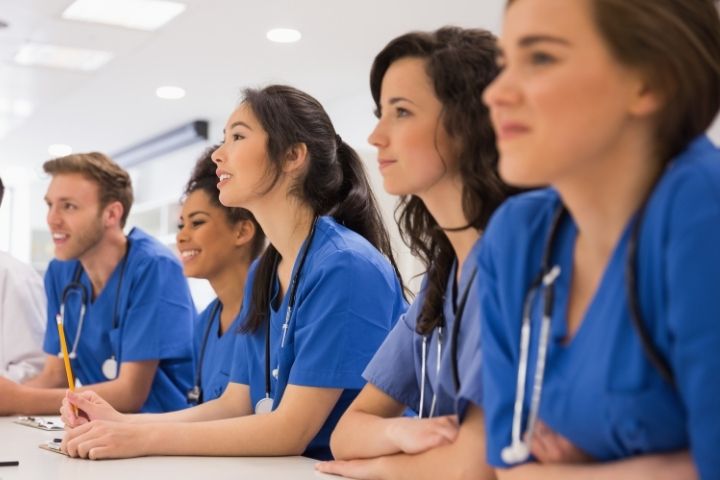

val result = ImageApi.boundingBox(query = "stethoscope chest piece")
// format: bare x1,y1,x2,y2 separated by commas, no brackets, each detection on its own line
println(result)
102,357,118,380
255,396,273,414
501,440,530,464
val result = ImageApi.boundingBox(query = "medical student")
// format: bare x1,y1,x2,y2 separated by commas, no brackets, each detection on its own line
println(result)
59,84,407,461
317,27,512,480
0,176,46,383
479,0,720,478
178,147,264,404
0,153,195,415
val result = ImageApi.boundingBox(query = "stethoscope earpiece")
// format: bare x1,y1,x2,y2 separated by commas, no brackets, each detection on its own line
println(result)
501,441,530,465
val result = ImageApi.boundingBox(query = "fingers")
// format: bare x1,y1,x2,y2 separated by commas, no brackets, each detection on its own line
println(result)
315,460,351,476
62,421,97,457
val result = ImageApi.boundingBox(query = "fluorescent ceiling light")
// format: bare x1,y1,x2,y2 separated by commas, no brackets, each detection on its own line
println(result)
0,98,34,117
48,144,73,157
112,120,208,167
156,85,186,100
266,28,302,43
14,43,112,71
62,0,186,31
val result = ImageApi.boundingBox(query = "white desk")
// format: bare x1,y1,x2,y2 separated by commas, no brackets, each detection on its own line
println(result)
0,417,336,480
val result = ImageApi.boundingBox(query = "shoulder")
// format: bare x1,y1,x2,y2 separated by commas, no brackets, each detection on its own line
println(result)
0,251,40,281
482,189,560,255
650,135,720,220
126,227,183,271
309,216,396,280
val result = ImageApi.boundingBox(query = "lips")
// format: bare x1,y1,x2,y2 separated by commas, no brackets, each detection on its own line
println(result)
378,159,397,171
179,249,200,263
496,122,531,141
216,169,232,189
51,232,69,245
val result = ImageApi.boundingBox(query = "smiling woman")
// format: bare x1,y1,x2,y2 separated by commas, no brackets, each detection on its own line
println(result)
176,147,265,405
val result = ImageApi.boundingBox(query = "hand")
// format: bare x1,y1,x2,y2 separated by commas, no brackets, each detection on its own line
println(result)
62,420,147,460
385,415,459,455
61,390,123,428
315,457,383,479
0,377,19,414
530,420,593,464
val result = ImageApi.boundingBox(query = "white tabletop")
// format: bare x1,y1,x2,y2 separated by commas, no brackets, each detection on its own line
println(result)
0,417,336,480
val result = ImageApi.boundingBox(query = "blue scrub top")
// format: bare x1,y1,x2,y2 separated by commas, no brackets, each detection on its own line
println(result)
478,136,720,478
230,216,407,460
192,296,247,404
44,227,195,413
363,238,483,419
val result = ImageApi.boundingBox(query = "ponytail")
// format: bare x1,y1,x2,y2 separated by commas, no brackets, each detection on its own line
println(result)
240,85,405,334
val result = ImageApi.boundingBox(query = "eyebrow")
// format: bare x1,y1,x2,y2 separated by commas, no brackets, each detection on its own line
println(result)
222,121,253,135
388,97,418,106
518,34,571,48
44,196,76,203
188,211,210,218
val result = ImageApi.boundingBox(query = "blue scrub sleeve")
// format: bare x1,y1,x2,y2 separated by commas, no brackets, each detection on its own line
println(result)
42,263,63,355
665,172,720,479
229,331,250,386
362,303,422,410
455,306,483,419
478,205,525,468
288,250,398,389
118,257,194,362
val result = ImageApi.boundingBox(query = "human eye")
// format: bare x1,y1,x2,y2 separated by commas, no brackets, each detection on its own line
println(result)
395,107,412,118
177,222,185,231
528,50,557,66
231,132,245,141
63,202,77,211
191,219,205,228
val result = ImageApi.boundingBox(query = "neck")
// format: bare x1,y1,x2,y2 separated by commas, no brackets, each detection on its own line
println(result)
79,229,128,298
419,175,481,280
247,183,315,282
208,259,249,333
555,131,661,259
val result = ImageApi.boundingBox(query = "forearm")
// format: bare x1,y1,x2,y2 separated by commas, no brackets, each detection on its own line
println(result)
22,366,65,388
332,410,404,459
376,444,496,480
126,392,247,424
497,451,696,480
144,411,312,457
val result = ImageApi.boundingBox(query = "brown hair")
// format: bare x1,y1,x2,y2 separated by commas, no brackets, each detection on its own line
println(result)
370,27,513,335
508,0,720,161
43,152,134,227
183,145,266,260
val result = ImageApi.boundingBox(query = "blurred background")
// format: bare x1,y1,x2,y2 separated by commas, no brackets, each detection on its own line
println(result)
1,0,718,308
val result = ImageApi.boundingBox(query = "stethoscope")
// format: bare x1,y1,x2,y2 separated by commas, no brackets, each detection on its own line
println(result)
58,239,131,381
418,268,476,419
256,216,319,414
502,200,671,464
186,300,222,405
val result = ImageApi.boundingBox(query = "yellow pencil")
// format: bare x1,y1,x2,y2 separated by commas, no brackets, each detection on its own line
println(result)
55,313,76,391
56,314,79,417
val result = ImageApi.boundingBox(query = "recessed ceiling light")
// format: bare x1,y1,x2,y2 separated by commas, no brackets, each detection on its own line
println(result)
14,43,112,71
156,85,186,100
0,98,34,117
266,28,302,43
62,0,186,31
48,144,73,157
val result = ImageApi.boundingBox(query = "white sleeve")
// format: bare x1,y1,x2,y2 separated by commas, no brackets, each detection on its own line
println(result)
0,259,47,383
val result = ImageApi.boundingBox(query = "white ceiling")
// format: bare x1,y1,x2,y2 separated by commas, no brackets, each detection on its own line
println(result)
1,0,717,181
0,0,504,176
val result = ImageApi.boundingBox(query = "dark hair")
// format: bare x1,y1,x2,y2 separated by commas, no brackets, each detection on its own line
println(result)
0,176,4,207
240,84,405,333
371,27,512,335
183,145,265,260
43,152,133,227
507,0,720,162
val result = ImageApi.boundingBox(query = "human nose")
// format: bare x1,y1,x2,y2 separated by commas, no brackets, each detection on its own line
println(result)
367,116,389,149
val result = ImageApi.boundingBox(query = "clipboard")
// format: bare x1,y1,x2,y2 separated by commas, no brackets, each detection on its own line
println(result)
38,439,67,456
14,416,65,431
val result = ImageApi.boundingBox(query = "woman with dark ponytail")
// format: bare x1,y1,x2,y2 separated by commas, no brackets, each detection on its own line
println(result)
318,27,513,479
59,85,407,461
